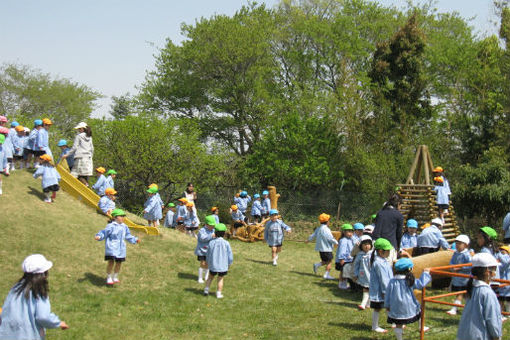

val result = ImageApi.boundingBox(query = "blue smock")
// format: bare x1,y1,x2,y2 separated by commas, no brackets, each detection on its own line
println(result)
3,130,13,158
195,227,215,256
262,197,271,215
176,204,187,221
308,224,338,252
450,249,472,287
385,272,431,320
143,195,162,220
98,196,115,214
0,145,7,171
400,232,417,249
434,184,450,205
27,129,38,151
264,219,291,246
163,210,176,228
335,236,354,263
369,255,393,302
353,250,372,288
0,287,61,340
457,280,502,340
206,237,233,272
214,214,220,224
11,134,26,157
231,210,245,222
57,148,74,168
251,200,263,216
503,212,510,240
416,225,450,250
96,221,138,258
498,252,510,297
33,164,60,190
183,210,198,228
236,196,251,214
106,175,114,189
92,174,107,196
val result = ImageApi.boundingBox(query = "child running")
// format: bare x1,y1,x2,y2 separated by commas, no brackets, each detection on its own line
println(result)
446,234,472,316
335,223,355,289
0,254,69,338
98,188,117,217
369,238,394,333
204,223,233,299
400,219,418,249
95,208,140,285
263,209,291,266
195,215,216,283
307,213,338,280
457,253,502,340
32,154,61,203
385,258,431,340
353,235,373,310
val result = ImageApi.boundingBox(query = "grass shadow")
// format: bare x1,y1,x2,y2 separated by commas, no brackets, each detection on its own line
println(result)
328,322,368,332
427,316,459,326
77,272,107,287
246,258,272,266
27,186,46,200
178,272,197,281
289,270,318,278
184,287,206,296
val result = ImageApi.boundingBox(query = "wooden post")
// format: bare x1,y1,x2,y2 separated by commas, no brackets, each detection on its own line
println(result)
336,202,342,221
406,145,422,184
267,186,280,210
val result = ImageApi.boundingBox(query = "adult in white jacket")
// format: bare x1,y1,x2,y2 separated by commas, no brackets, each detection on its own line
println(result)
62,122,93,186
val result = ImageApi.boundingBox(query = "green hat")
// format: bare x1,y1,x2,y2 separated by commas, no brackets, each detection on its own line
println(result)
106,169,117,175
341,223,353,231
374,238,393,250
168,203,175,207
0,134,5,144
111,208,126,217
147,187,158,194
480,226,498,240
371,214,377,220
215,223,227,232
205,215,217,226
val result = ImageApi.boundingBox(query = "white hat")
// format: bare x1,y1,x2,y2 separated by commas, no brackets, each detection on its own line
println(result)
431,218,444,227
74,121,88,129
471,253,499,268
359,235,372,243
455,234,470,246
364,225,374,234
23,127,30,132
22,254,53,273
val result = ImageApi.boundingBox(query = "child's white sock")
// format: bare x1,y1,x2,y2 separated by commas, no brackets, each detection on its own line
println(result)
113,273,119,281
204,269,209,281
198,268,203,280
371,311,379,330
361,291,370,308
393,327,403,340
0,181,2,195
44,192,51,202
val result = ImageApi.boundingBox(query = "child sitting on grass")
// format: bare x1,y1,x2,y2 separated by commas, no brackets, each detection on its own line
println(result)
95,209,140,285
32,154,61,203
353,235,373,310
204,223,233,299
307,213,338,280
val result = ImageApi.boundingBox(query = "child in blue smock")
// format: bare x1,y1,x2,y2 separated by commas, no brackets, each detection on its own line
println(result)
307,213,338,280
0,134,7,195
56,139,74,170
105,169,117,189
236,191,251,221
352,223,364,245
34,119,52,160
92,167,107,196
498,246,510,317
353,235,373,310
264,209,291,266
400,219,418,249
195,215,217,283
231,204,246,236
433,166,451,223
477,226,502,288
98,188,117,216
211,206,220,224
369,238,394,333
251,193,263,223
457,253,502,340
176,198,188,227
261,190,271,218
416,218,450,254
143,187,163,228
204,223,233,299
0,254,69,339
446,234,472,316
164,203,177,228
385,258,431,340
32,154,61,203
336,224,355,289
184,202,199,237
26,120,42,168
11,125,26,169
95,209,139,285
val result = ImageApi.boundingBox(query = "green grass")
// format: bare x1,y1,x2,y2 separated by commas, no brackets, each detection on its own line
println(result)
1,169,509,339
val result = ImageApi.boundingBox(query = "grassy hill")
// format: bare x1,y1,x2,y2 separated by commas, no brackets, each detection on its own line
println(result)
1,169,508,339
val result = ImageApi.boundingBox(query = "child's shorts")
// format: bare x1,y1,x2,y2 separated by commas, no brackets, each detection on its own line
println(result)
105,255,125,262
23,148,33,157
335,261,349,271
370,301,384,309
233,222,244,229
33,150,45,157
437,204,449,210
269,244,282,248
319,252,333,262
197,255,206,261
13,155,23,161
43,184,60,193
387,312,421,325
498,296,510,302
209,270,227,277
186,226,198,231
451,285,467,292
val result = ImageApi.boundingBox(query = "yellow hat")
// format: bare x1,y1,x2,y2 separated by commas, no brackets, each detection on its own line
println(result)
186,202,194,207
105,188,117,196
148,183,158,189
500,245,510,254
421,223,431,229
231,204,238,211
434,176,444,183
15,125,24,132
178,197,188,203
211,206,218,212
96,167,106,173
42,118,53,125
318,213,330,223
433,166,443,173
40,154,52,162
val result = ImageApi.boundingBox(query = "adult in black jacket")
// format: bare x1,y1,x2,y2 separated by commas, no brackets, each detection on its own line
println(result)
372,194,403,262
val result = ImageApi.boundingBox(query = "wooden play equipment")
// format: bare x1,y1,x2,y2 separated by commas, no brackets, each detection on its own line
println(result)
397,145,460,243
56,159,159,235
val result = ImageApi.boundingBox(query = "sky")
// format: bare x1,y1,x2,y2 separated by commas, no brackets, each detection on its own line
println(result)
0,0,501,118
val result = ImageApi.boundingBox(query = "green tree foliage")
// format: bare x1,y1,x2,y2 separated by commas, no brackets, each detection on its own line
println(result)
110,94,134,120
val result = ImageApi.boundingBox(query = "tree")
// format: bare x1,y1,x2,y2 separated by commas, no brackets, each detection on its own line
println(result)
110,94,134,120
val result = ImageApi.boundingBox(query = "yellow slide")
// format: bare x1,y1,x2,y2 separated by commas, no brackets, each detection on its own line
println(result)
56,160,159,235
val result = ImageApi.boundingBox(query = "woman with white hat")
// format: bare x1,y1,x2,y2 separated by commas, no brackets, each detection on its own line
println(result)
62,121,93,186
0,254,69,339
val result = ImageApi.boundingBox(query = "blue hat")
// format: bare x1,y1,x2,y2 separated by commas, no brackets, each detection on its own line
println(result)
262,190,269,195
57,139,67,147
406,219,418,228
10,121,19,127
34,119,43,126
394,258,414,271
240,190,248,197
254,193,260,199
353,223,364,230
269,209,278,215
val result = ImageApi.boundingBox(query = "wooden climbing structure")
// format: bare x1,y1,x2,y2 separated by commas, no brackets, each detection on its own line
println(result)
397,145,460,243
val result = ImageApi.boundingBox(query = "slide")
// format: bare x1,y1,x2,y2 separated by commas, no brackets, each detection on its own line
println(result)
56,160,159,235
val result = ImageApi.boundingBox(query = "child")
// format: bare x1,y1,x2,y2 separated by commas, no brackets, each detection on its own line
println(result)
12,125,27,169
335,223,355,289
204,223,233,299
385,258,431,340
95,209,140,285
211,206,220,224
184,202,199,237
307,213,338,280
236,191,251,221
433,176,449,224
57,139,74,169
250,194,263,223
498,245,510,317
353,235,373,310
32,154,61,203
25,120,42,168
230,204,246,236
0,134,7,195
151,184,165,227
369,238,394,333
92,167,107,196
400,219,418,249
195,215,216,283
176,197,188,227
261,190,271,218
457,253,502,340
263,209,292,266
352,223,365,245
0,254,69,338
477,226,502,289
446,234,472,315
143,187,163,227
35,118,52,159
164,203,177,228
416,217,450,255
105,169,117,189
98,187,117,217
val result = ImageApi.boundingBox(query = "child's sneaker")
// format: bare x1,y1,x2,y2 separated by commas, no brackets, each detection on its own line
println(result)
446,309,457,315
338,281,348,289
216,291,223,299
44,197,52,203
106,276,114,285
203,287,209,296
313,263,320,274
113,274,120,283
198,278,205,284
323,273,335,280
372,327,387,333
357,305,365,310
272,259,277,266
3,168,9,176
